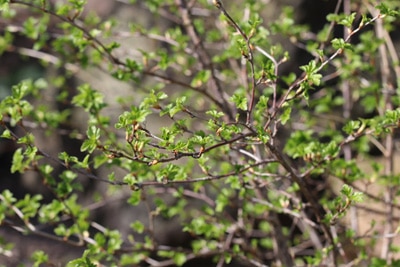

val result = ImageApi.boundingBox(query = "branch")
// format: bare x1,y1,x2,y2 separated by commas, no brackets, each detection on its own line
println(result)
264,12,382,131
212,0,259,125
265,142,337,264
175,0,234,120
138,158,277,187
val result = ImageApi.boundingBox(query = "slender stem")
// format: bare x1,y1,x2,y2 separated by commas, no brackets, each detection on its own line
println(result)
370,2,396,261
265,142,337,263
212,0,258,124
175,0,234,120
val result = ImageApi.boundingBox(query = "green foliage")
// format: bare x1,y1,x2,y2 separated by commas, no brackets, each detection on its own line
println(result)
324,184,364,224
1,0,400,266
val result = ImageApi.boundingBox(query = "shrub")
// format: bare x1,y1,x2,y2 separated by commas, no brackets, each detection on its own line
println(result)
0,0,400,266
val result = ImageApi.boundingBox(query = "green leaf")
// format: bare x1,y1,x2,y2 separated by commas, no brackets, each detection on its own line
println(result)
331,38,352,51
1,189,16,204
173,252,186,266
342,120,362,135
39,199,64,223
300,60,318,75
376,3,399,17
130,220,145,234
161,96,187,117
1,129,12,139
17,133,35,145
81,126,100,153
230,92,248,111
0,30,13,55
0,0,10,11
67,256,97,267
123,174,136,186
68,0,86,10
16,194,42,220
11,148,24,173
31,250,49,267
72,84,106,114
338,12,356,28
191,70,211,87
127,191,141,206
280,107,291,125
340,184,353,197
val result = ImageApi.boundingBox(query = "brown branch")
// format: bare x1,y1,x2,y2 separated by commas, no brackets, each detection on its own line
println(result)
212,0,258,125
175,0,234,120
138,158,277,187
265,142,337,265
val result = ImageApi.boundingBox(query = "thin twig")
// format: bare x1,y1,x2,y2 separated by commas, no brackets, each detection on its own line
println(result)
175,0,234,120
265,142,337,265
213,0,258,125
